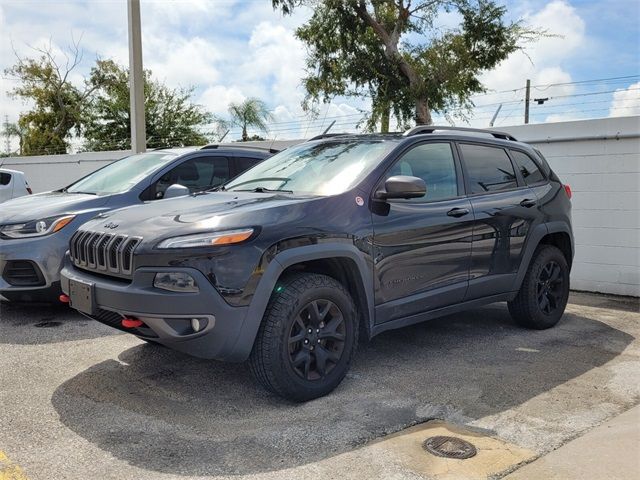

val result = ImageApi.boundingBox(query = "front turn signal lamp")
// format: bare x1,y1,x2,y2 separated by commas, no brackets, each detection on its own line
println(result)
156,228,255,249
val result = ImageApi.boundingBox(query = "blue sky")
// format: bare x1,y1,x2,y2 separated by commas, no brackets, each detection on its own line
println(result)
0,0,638,144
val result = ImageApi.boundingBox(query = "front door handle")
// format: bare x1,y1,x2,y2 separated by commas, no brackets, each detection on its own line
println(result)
520,198,537,208
447,207,470,218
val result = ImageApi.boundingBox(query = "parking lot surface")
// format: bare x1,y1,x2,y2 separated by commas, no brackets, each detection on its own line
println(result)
1,293,638,479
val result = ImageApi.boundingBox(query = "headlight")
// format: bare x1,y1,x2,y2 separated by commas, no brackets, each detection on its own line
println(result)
156,228,255,249
0,215,76,239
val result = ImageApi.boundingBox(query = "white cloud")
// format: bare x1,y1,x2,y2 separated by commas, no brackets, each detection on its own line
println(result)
480,0,586,91
473,1,587,126
544,113,584,123
145,36,222,87
609,82,640,117
246,22,307,102
199,85,246,116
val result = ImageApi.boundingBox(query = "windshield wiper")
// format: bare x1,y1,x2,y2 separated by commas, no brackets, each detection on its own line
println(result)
234,187,293,194
64,190,98,195
227,177,291,190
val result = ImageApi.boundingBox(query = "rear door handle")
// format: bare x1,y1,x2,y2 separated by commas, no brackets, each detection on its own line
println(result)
447,207,470,218
520,198,537,208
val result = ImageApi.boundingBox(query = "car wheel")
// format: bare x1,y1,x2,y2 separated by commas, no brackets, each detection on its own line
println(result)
249,273,358,402
508,245,570,329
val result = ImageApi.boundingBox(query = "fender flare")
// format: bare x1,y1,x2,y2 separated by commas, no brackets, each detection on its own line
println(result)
513,221,573,289
226,243,374,362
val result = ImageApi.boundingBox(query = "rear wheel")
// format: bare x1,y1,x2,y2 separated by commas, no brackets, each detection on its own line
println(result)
508,245,570,329
249,273,358,402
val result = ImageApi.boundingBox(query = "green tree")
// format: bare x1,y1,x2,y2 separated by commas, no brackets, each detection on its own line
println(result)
2,122,26,156
274,0,542,127
294,2,407,132
4,41,100,155
227,98,272,141
83,59,214,150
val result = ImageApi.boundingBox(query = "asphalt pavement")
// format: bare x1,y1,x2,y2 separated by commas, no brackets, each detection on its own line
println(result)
0,292,638,479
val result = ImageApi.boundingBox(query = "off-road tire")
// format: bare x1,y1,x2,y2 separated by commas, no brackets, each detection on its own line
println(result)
249,273,358,402
508,245,570,329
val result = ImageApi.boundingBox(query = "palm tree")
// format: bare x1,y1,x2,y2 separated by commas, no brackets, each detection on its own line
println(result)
228,98,272,141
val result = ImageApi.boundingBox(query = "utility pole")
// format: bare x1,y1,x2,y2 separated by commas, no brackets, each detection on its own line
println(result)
524,79,531,124
3,116,10,155
127,0,146,153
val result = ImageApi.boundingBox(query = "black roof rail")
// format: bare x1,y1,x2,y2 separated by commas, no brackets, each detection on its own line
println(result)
200,144,281,154
307,133,350,142
403,125,518,142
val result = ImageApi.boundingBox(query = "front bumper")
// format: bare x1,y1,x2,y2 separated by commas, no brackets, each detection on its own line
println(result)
60,260,252,361
0,234,69,300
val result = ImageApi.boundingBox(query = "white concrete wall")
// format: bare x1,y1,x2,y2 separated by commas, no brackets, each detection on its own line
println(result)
2,118,638,296
499,116,640,297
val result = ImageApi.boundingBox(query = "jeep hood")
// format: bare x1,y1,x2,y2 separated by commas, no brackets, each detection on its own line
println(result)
0,191,109,224
82,191,321,236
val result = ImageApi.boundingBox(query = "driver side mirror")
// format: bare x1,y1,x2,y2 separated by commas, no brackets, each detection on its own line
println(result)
163,184,190,199
375,175,426,200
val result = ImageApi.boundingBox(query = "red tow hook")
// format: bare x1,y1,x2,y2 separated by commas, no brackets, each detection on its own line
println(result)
59,294,70,304
122,317,144,328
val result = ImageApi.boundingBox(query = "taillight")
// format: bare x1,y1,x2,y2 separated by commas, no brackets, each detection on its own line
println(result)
563,184,572,199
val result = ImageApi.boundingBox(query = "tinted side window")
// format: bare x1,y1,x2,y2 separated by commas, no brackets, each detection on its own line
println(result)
460,144,517,194
0,172,11,186
533,148,552,177
510,150,545,185
236,157,261,174
149,156,230,199
386,143,457,202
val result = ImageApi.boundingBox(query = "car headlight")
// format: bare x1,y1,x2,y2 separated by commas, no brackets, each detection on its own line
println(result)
0,215,76,239
156,228,255,249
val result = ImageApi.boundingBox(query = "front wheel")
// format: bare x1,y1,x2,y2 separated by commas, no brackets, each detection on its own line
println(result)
249,273,358,402
508,245,570,329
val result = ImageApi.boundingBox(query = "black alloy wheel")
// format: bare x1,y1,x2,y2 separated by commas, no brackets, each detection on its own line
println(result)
288,299,346,381
508,244,570,329
536,260,564,315
249,272,358,402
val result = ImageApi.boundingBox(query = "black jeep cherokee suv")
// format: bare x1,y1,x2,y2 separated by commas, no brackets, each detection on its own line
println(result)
61,126,573,401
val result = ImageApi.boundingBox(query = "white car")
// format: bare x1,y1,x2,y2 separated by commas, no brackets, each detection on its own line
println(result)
0,168,32,203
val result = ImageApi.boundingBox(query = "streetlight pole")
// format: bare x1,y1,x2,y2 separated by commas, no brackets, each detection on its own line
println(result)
127,0,146,153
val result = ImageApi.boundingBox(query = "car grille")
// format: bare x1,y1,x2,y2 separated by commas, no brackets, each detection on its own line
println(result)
2,260,45,286
70,230,142,278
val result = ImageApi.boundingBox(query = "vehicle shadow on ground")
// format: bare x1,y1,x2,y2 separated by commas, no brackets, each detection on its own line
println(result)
51,304,633,476
0,301,121,345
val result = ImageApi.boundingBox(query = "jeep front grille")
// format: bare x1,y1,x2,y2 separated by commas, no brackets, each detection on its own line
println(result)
70,230,141,277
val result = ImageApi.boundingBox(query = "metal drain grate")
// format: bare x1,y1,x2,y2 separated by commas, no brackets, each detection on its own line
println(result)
423,436,477,459
34,321,63,328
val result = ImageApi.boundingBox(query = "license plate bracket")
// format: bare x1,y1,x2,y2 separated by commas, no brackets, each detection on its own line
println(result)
69,279,95,315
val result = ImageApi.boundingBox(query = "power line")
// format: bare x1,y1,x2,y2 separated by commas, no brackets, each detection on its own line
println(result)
467,74,640,99
550,87,640,100
531,75,640,91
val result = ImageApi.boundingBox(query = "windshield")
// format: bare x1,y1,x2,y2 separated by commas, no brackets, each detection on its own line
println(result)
66,152,178,195
225,139,398,195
